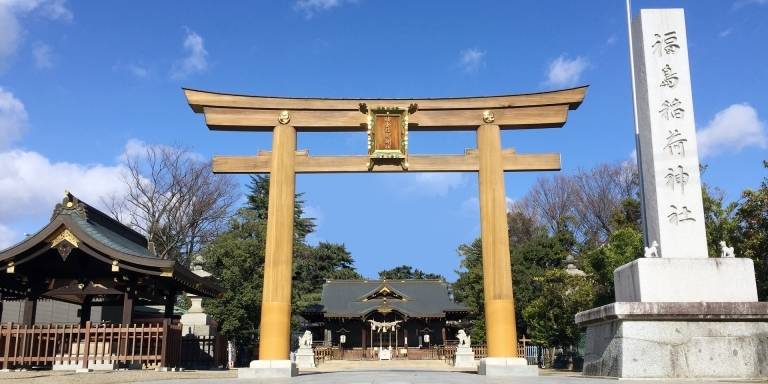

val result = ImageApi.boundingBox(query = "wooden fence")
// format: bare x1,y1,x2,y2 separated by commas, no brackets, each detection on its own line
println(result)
0,320,182,370
180,334,227,369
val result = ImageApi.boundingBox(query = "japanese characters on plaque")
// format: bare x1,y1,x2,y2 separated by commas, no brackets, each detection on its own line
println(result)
361,103,416,171
632,9,708,258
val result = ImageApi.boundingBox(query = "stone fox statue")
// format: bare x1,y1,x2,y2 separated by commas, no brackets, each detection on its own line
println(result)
298,330,313,349
720,241,735,258
456,329,471,347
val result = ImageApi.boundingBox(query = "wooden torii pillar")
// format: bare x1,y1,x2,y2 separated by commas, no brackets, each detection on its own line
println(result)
185,87,586,364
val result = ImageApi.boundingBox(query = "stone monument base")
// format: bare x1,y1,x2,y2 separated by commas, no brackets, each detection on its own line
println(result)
238,360,298,378
615,258,757,302
294,348,315,369
576,302,768,379
453,348,476,369
478,357,538,376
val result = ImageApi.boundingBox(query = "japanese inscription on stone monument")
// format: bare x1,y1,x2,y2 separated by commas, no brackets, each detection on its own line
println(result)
632,9,707,258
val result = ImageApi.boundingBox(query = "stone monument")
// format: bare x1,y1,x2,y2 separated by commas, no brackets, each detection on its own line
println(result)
576,8,768,379
180,265,217,338
453,330,477,369
294,330,315,369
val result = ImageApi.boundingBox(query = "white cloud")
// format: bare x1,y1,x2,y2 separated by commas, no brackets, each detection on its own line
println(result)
119,138,204,163
461,195,514,214
407,173,465,196
459,48,486,73
35,0,73,22
0,149,129,225
544,54,588,88
125,64,149,78
0,223,16,250
629,149,637,163
0,0,72,68
294,0,345,18
0,5,22,68
0,87,28,150
505,196,514,212
719,28,733,38
697,103,767,158
606,35,618,46
171,29,208,80
734,0,768,9
114,63,149,78
32,42,53,69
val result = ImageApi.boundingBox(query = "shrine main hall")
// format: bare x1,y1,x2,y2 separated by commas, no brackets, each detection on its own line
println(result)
302,279,469,356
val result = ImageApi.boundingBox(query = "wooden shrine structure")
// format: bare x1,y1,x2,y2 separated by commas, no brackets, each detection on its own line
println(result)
0,192,222,370
302,279,470,356
184,86,587,362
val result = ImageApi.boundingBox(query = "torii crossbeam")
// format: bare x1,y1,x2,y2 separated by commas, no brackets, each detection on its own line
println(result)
184,86,587,368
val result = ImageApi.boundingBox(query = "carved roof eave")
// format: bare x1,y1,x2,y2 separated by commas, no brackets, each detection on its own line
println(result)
356,282,411,302
0,216,221,297
184,86,588,113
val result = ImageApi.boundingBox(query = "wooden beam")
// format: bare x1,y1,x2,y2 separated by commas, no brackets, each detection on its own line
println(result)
212,150,560,174
202,105,569,131
185,86,587,113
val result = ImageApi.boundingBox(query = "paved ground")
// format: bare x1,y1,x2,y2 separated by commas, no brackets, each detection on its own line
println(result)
0,369,235,384
144,370,768,384
2,364,766,384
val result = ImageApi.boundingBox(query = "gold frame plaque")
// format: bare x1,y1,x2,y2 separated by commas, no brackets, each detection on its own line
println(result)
362,103,416,170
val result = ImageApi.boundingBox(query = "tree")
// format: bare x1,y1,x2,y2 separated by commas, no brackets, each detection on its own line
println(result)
522,269,596,348
294,242,362,325
702,184,739,258
106,144,238,265
453,220,572,343
452,239,486,343
246,175,315,242
518,162,639,245
736,161,768,300
571,164,639,244
582,227,643,305
201,209,266,348
377,265,444,280
201,176,364,361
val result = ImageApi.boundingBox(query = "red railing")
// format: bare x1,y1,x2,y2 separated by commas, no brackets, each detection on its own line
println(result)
0,320,182,370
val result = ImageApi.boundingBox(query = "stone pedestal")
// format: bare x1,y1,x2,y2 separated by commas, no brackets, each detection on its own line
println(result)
52,360,117,371
576,302,768,378
238,360,297,378
294,347,315,369
615,258,758,302
478,357,538,376
453,347,476,369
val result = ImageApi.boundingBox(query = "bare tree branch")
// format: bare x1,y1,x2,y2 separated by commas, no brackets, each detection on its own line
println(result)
102,144,238,266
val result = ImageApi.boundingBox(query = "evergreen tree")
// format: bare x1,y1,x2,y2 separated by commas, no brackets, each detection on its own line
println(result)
377,265,444,280
202,176,362,362
736,161,768,299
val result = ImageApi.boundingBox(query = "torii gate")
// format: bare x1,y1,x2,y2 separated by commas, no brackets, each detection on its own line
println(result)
184,86,586,368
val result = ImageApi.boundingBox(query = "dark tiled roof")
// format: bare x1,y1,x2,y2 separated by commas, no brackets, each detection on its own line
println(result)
307,279,469,318
56,193,157,259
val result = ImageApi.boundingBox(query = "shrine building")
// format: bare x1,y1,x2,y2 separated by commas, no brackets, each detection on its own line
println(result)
0,192,222,370
302,279,469,353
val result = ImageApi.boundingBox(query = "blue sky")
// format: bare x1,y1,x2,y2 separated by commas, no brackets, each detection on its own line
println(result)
0,0,766,281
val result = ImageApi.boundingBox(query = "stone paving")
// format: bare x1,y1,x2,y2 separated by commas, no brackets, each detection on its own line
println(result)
2,366,766,384
141,369,767,384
